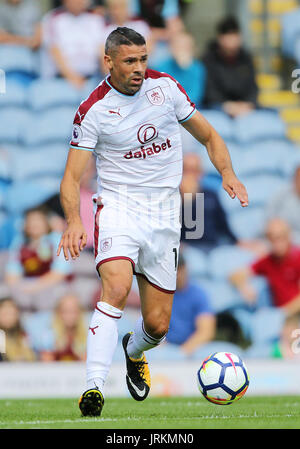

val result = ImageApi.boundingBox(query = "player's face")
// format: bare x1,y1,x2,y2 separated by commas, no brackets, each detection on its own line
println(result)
105,44,148,95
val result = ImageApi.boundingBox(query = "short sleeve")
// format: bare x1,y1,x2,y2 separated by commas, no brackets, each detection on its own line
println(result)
167,76,196,123
251,257,268,276
70,107,99,151
193,285,214,316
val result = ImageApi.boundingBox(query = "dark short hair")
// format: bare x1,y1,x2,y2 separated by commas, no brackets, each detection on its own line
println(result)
217,16,240,35
105,26,146,55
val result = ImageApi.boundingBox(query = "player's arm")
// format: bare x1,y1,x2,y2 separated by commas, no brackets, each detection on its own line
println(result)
57,148,93,261
181,110,248,207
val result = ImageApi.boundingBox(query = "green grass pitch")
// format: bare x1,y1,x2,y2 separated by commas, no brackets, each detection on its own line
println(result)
0,396,299,429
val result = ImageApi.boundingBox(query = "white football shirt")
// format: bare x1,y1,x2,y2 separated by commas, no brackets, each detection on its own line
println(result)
41,8,106,78
70,69,196,199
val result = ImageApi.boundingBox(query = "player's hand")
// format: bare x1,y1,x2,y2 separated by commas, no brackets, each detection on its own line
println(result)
222,172,249,207
56,221,87,261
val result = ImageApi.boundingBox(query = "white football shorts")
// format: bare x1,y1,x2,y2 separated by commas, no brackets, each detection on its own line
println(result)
92,189,181,293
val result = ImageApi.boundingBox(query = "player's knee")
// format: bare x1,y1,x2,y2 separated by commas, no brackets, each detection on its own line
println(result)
102,283,131,308
144,317,169,340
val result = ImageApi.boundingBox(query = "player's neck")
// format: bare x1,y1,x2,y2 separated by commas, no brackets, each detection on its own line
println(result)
107,75,138,97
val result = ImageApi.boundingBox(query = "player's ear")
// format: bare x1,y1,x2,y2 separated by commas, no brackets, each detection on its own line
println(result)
104,54,113,71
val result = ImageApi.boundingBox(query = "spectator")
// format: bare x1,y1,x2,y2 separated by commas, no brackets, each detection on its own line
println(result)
266,166,300,246
229,218,300,318
153,31,206,108
103,0,153,52
271,314,300,359
202,16,258,117
41,0,106,87
0,0,42,49
129,0,184,39
180,152,238,252
166,253,216,355
128,0,184,66
0,297,36,361
40,293,87,361
5,206,72,310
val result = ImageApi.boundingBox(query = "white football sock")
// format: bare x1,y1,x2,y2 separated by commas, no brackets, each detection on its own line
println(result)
86,301,123,396
126,316,166,359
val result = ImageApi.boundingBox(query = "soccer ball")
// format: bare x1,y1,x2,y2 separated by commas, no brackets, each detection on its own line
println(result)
197,352,249,405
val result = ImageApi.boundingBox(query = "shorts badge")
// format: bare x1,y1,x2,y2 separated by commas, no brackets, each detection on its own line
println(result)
100,238,112,252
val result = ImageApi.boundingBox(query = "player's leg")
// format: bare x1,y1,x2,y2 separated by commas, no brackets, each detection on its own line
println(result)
122,276,174,401
79,259,133,416
129,275,174,352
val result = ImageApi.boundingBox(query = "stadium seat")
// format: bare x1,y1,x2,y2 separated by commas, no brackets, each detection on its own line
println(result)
218,173,288,213
146,343,187,362
281,8,300,58
4,179,60,215
0,45,37,75
28,78,83,111
243,342,273,358
250,307,285,344
0,148,12,181
0,108,31,144
232,308,253,341
192,341,245,361
0,213,21,249
182,246,208,281
200,110,234,141
11,145,68,181
196,142,240,178
0,179,10,209
199,278,244,313
21,107,76,146
234,110,287,144
208,245,255,280
0,80,27,109
229,141,297,178
180,125,203,154
228,207,265,240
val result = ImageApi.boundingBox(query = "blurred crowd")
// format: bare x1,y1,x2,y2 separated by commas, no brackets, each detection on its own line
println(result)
0,0,300,363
